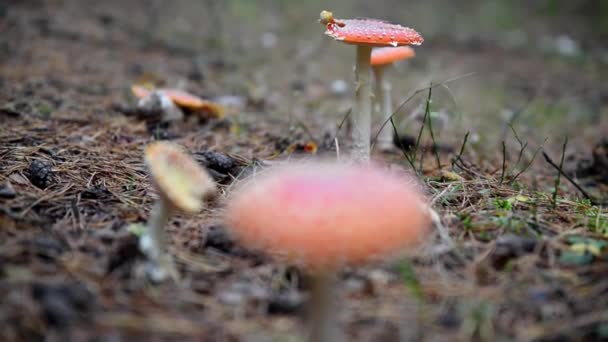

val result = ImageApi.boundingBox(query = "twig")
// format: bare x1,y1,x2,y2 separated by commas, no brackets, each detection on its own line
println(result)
551,137,568,208
414,86,432,158
424,83,442,170
507,124,529,178
542,150,596,203
391,118,417,171
511,141,528,174
500,141,507,184
332,107,352,141
452,132,470,170
509,123,524,146
18,184,74,218
418,145,425,175
414,86,433,173
508,138,548,184
371,72,476,150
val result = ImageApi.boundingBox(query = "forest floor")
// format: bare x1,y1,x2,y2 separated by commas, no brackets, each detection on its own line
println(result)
1,1,608,341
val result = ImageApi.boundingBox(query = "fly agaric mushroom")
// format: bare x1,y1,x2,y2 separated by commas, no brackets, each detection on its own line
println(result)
371,47,416,151
320,10,423,161
224,161,430,341
141,141,216,281
132,85,225,119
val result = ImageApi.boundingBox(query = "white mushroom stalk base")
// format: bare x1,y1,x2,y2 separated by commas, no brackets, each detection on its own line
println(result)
139,200,177,282
308,272,342,342
352,45,373,162
373,66,395,151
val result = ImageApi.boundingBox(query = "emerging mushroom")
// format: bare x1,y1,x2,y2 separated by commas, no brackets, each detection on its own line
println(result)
141,141,216,281
371,46,416,151
319,10,423,161
136,90,185,122
224,161,430,341
132,85,225,119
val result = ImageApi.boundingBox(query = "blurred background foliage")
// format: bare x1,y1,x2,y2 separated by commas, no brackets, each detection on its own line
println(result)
48,0,607,155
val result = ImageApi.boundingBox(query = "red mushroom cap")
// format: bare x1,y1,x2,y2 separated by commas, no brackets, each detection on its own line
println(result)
324,18,423,47
371,46,416,66
225,162,430,270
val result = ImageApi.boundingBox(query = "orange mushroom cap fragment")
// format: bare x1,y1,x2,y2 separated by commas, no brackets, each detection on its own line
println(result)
225,162,430,270
131,85,225,118
324,18,423,47
131,84,153,99
371,46,416,66
145,142,216,213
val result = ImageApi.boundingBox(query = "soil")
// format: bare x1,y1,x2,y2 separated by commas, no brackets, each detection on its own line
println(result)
1,1,608,341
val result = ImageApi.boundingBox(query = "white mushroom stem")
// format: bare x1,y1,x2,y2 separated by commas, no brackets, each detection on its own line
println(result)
352,45,373,162
140,199,170,262
308,272,342,342
373,65,394,151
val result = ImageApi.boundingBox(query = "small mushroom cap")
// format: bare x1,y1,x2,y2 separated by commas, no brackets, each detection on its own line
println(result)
322,14,423,47
225,162,430,270
131,85,225,118
145,142,216,213
371,46,416,66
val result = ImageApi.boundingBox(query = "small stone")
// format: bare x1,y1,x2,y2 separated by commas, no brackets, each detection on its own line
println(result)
290,80,305,92
267,290,304,315
344,276,372,296
218,289,246,306
0,181,16,198
436,301,461,328
555,35,580,57
195,151,241,175
260,32,277,49
81,184,112,200
249,284,270,302
204,225,235,254
330,79,348,96
368,269,392,289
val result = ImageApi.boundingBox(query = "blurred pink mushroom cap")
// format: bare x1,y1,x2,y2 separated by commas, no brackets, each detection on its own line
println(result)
224,161,430,270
